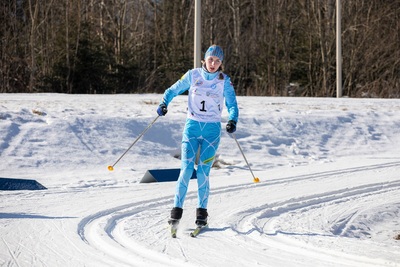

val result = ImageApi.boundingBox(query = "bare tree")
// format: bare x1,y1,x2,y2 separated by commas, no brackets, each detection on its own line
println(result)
0,0,399,97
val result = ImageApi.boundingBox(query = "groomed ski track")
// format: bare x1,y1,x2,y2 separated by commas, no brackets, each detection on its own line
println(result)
2,94,400,267
77,160,400,267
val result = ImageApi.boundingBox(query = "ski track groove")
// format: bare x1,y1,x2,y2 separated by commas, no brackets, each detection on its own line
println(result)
51,221,85,256
77,161,400,266
16,241,50,267
176,238,189,263
230,180,400,266
235,180,400,235
78,195,194,267
2,238,21,267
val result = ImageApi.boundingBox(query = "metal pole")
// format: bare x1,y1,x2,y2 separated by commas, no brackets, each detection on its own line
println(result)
336,0,342,98
231,133,260,183
108,116,160,171
194,0,201,68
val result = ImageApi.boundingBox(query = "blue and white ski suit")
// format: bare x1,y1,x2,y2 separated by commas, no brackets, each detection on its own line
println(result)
161,67,239,209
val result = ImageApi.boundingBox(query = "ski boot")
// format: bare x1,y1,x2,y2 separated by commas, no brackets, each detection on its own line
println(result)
168,207,183,238
191,208,208,237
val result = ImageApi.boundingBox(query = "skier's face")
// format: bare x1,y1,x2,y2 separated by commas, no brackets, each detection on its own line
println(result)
205,56,222,73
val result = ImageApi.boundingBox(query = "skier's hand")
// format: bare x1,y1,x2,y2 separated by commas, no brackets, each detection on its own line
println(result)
226,120,236,133
157,103,168,116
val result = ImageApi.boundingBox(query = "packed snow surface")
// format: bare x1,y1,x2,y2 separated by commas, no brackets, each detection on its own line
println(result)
0,94,399,267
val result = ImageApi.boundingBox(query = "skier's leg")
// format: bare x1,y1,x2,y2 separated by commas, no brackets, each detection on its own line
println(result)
173,123,199,208
196,123,221,210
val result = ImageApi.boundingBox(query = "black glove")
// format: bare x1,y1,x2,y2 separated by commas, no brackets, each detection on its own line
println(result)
157,103,168,116
226,120,237,133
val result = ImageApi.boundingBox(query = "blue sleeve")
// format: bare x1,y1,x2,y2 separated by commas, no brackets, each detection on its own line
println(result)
224,76,239,123
160,70,191,106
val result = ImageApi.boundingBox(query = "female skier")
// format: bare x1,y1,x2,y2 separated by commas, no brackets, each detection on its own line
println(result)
157,44,239,232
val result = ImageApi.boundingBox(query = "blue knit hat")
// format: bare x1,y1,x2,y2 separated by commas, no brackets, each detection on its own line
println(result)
205,45,224,61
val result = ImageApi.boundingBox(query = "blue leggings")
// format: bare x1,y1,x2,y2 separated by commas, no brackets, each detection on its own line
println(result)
174,119,221,209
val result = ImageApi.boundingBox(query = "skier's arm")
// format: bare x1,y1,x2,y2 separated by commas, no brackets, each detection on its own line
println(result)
160,71,192,106
224,76,239,123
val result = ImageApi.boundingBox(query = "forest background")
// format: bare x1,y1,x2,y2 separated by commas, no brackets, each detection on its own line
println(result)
1,0,399,97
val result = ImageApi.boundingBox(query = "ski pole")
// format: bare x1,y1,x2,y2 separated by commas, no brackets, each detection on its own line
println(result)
231,133,260,183
108,116,160,171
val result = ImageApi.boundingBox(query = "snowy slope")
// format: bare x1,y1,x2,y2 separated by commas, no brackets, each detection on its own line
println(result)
0,94,399,267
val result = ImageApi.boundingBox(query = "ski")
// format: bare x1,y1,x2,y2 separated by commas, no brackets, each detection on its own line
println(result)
190,224,208,237
170,225,178,238
169,220,179,238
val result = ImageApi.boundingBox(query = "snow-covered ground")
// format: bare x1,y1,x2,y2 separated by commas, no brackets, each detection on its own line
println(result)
0,93,399,267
